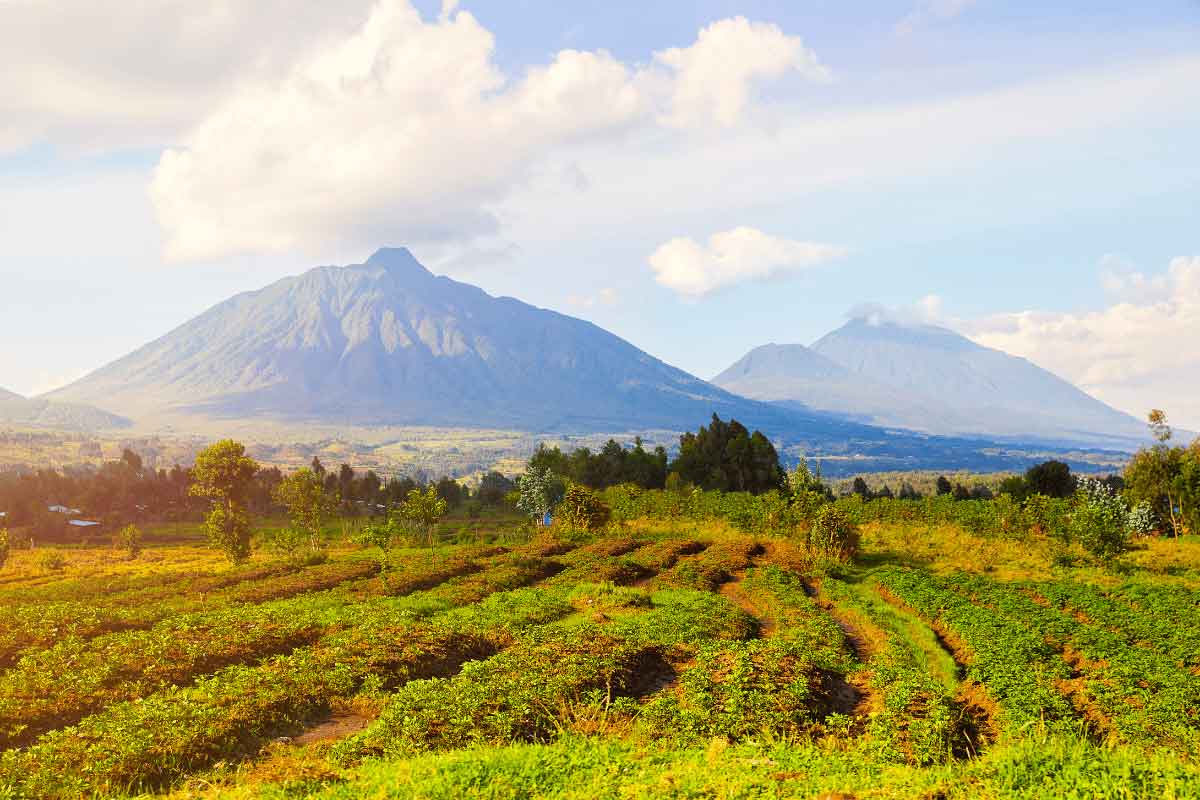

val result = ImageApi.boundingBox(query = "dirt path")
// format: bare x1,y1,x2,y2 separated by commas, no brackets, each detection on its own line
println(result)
292,712,371,746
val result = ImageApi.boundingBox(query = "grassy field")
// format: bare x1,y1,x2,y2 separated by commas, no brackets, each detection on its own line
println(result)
0,513,1196,798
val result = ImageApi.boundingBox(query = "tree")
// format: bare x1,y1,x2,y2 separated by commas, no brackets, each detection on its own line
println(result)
0,529,8,570
1025,461,1076,499
998,475,1029,501
668,414,783,494
935,476,953,496
1124,411,1189,537
516,467,564,523
1149,409,1172,443
115,524,142,558
398,486,449,547
190,440,259,564
434,476,467,508
477,471,515,506
273,468,338,556
851,477,871,500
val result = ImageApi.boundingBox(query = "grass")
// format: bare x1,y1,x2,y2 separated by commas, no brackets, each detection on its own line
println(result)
0,515,1198,799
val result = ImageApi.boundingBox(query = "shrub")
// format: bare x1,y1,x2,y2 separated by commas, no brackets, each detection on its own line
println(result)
1072,478,1130,560
808,505,859,561
36,550,67,572
558,484,611,532
114,525,142,559
0,530,8,570
1127,501,1159,537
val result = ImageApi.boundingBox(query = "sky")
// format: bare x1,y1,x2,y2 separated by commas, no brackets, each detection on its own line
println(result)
2,0,1199,429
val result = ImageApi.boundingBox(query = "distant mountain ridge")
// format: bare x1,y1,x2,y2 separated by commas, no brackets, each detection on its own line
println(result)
714,318,1148,448
0,386,129,431
45,249,855,438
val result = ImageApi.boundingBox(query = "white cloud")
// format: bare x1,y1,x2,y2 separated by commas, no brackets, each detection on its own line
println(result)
147,1,826,263
848,295,945,327
655,17,828,127
0,1,377,154
648,227,846,297
960,257,1200,430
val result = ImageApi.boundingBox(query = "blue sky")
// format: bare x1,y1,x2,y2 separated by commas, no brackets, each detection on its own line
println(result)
2,0,1199,426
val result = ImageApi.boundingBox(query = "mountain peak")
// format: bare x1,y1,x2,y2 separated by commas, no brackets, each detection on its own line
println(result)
364,247,430,276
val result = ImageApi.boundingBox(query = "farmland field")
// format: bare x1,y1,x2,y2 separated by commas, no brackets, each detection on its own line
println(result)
0,510,1198,799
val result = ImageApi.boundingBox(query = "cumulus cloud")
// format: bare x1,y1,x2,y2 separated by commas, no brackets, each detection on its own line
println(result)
648,227,846,297
655,17,828,127
147,1,826,262
0,1,377,154
960,257,1200,429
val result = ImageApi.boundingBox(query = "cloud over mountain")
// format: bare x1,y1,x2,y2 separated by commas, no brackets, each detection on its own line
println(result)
648,227,845,297
149,2,826,263
962,256,1200,430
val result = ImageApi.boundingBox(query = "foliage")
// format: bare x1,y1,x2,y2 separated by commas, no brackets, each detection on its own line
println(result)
36,550,67,572
808,504,860,561
0,529,8,570
354,521,397,554
475,471,515,506
1070,478,1130,560
669,414,784,494
399,486,450,546
190,440,259,564
202,501,253,564
114,524,142,558
272,468,339,557
1025,460,1076,499
557,484,611,532
515,467,564,522
528,438,669,490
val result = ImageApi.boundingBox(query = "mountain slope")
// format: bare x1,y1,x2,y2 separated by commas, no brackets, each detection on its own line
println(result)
715,318,1148,448
46,249,851,436
0,387,129,431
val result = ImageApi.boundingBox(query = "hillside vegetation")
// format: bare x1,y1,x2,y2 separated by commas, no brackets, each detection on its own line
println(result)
0,483,1196,798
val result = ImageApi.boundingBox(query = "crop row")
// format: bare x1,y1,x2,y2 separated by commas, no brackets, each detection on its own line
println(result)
0,556,298,608
738,566,852,670
937,573,1200,748
820,576,964,765
1029,579,1200,668
639,567,855,744
0,566,575,797
872,567,1076,737
340,582,761,762
651,537,762,591
0,556,382,669
0,549,534,750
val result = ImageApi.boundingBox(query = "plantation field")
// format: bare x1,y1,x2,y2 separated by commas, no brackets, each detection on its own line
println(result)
0,513,1198,798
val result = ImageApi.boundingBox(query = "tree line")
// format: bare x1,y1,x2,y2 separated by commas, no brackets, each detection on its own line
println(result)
0,447,514,545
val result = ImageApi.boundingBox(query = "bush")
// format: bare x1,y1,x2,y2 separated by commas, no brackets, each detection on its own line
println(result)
0,530,8,570
36,550,67,572
558,484,611,532
808,505,859,561
114,525,142,559
1072,478,1130,560
1127,501,1158,537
